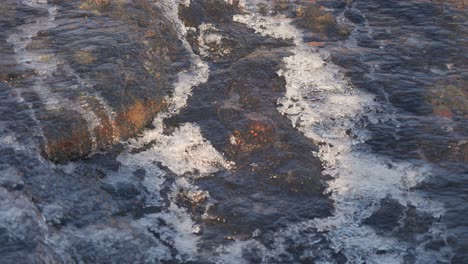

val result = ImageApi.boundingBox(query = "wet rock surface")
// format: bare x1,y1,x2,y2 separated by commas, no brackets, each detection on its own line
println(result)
3,0,189,162
0,0,467,263
362,197,406,232
0,0,334,262
312,0,467,261
363,197,436,239
168,0,333,245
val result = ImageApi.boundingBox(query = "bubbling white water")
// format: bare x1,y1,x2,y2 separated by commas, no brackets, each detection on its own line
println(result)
106,0,232,260
127,0,232,178
197,23,232,58
227,1,448,263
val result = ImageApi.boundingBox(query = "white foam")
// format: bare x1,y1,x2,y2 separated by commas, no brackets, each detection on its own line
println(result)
139,202,201,258
230,1,447,263
0,134,26,151
197,23,231,58
153,0,210,116
128,0,230,178
124,123,231,177
115,147,211,260
215,240,267,264
234,13,299,42
115,147,207,259
180,0,191,7
110,0,232,260
6,2,60,104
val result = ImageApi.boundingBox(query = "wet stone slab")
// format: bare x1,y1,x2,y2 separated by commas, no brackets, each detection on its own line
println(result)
3,0,190,162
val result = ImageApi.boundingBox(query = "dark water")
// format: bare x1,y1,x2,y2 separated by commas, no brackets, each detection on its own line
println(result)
0,0,467,263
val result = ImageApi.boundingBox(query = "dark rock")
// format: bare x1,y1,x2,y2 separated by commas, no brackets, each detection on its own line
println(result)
425,239,447,250
168,0,331,242
101,182,141,199
0,188,62,263
364,197,436,240
397,204,435,239
180,2,290,63
179,0,237,28
344,9,366,24
6,0,189,162
225,111,278,153
362,197,405,232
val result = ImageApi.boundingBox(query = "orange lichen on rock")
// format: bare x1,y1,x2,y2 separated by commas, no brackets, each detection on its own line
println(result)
427,83,468,119
45,127,92,162
80,0,111,13
297,4,341,35
115,98,167,138
43,98,166,162
295,2,351,37
433,105,454,119
228,112,277,153
38,0,178,163
124,101,146,130
306,41,325,47
176,189,209,210
435,0,467,9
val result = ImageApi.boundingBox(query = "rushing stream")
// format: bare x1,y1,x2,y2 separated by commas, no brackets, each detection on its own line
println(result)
0,0,467,263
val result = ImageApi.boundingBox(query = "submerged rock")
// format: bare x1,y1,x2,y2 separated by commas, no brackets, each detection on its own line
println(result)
362,197,405,232
2,0,464,262
363,197,436,240
3,0,188,162
167,0,332,243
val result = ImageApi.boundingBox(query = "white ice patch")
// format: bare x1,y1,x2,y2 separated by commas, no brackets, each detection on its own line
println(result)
230,1,447,263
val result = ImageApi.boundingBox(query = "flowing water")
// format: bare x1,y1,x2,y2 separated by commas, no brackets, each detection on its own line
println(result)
0,0,467,263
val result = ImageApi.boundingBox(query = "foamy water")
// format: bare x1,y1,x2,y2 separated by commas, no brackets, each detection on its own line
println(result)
106,0,231,260
124,0,231,178
2,0,456,262
223,1,450,263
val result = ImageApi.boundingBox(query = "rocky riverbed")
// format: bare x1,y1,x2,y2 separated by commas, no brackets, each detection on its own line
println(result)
0,0,467,263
